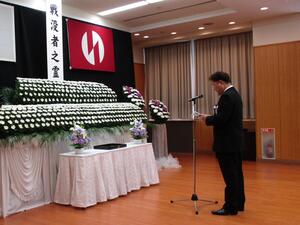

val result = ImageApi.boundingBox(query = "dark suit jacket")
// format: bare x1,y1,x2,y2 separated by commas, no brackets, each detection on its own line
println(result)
205,87,243,153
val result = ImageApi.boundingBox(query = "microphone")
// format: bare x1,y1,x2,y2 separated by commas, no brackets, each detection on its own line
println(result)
188,94,204,102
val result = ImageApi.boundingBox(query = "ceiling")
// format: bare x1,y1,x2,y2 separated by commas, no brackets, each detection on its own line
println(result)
62,0,300,47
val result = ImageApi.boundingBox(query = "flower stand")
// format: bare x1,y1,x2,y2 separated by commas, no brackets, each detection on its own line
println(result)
150,123,168,158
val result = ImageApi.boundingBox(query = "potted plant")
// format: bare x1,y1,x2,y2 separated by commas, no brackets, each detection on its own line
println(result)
129,119,147,144
70,124,91,154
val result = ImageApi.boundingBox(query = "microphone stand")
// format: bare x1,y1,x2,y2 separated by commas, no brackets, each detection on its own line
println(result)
170,97,218,215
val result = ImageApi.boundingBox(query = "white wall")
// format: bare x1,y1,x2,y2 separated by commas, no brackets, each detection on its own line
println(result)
253,13,300,47
1,0,129,32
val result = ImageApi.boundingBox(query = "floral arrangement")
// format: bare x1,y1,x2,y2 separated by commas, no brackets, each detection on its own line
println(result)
149,99,170,123
70,124,91,149
0,103,147,138
0,78,149,140
15,78,117,104
129,119,147,140
123,86,145,108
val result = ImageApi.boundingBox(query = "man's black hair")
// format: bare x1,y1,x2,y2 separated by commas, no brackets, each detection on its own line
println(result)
209,71,231,83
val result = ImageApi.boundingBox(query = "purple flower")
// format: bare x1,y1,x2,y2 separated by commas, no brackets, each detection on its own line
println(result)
149,99,170,123
70,124,91,149
130,119,147,139
123,86,145,108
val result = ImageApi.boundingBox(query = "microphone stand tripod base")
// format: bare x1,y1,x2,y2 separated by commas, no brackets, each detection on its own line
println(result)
170,97,218,215
170,194,218,215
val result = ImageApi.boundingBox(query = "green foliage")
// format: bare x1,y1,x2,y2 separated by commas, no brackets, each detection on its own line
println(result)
0,125,130,147
0,87,18,105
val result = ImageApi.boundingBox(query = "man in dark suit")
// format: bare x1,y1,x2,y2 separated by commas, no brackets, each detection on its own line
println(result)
199,71,245,216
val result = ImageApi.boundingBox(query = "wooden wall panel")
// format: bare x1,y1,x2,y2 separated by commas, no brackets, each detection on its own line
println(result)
195,120,213,152
254,41,300,161
133,63,145,96
278,42,300,160
196,120,256,157
254,45,281,160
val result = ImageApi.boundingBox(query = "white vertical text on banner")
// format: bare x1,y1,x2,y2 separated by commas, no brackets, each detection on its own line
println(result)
46,0,64,80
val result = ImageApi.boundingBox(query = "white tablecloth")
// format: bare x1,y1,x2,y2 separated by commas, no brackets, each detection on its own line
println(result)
54,143,159,208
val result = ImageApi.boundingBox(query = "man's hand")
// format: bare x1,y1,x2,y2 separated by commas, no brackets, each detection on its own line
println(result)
198,114,209,122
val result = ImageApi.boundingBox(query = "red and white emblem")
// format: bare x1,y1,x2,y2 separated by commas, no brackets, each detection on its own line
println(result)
67,19,115,72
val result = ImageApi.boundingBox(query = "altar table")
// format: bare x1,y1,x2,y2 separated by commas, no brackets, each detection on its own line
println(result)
54,143,159,208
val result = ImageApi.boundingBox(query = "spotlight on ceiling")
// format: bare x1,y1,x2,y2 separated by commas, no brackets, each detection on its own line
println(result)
260,6,269,11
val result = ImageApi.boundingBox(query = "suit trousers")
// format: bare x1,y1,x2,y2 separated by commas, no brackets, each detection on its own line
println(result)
216,152,245,211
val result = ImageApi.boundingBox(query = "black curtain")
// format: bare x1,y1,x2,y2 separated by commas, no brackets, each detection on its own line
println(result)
0,1,47,88
0,1,135,101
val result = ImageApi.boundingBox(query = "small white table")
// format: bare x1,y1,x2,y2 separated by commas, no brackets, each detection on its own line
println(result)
54,143,159,208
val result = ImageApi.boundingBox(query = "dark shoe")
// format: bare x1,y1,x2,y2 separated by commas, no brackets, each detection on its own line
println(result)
211,208,238,216
237,206,244,211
